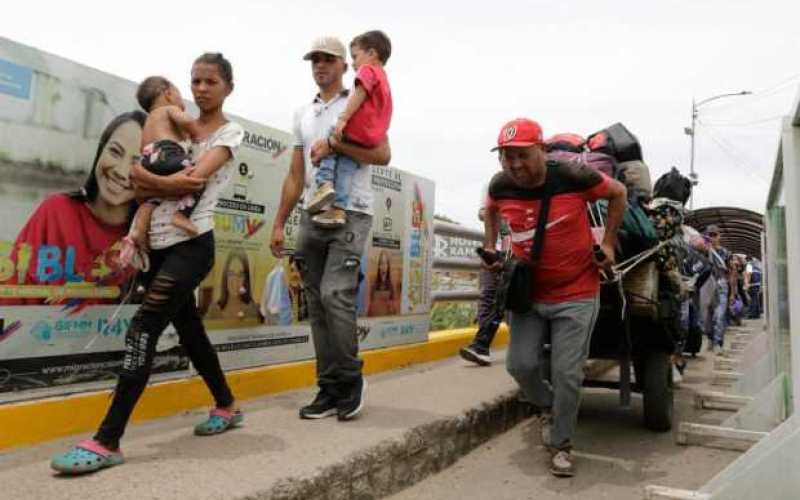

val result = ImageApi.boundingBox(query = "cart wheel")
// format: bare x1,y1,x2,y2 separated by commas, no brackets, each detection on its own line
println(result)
642,350,673,432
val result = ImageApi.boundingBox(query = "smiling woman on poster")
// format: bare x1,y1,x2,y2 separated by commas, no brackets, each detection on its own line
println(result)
0,111,146,305
204,248,262,322
368,249,399,316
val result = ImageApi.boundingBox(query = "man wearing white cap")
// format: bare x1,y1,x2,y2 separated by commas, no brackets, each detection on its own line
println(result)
270,36,391,421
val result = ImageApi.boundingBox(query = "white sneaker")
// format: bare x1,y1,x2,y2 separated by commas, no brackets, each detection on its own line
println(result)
713,344,724,355
672,365,683,385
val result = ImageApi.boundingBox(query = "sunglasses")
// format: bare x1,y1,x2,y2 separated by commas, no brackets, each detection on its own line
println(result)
707,232,719,237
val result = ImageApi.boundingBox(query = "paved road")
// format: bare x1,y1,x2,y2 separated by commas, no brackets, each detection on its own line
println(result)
392,348,742,500
0,325,755,499
0,349,523,500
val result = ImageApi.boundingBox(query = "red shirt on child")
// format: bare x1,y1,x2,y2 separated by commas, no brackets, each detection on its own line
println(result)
344,64,393,148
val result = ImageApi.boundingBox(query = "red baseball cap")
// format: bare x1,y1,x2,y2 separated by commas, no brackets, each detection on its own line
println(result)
491,118,544,151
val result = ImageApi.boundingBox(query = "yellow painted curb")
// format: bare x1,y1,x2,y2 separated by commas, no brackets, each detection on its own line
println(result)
0,325,508,451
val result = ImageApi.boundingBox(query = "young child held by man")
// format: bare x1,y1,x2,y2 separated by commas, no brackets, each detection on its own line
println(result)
121,76,201,267
309,30,393,227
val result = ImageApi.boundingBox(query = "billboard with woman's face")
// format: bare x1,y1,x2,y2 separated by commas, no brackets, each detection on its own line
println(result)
0,112,144,302
0,42,192,395
0,37,435,399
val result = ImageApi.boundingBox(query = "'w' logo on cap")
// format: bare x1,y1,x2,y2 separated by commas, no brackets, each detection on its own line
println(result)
503,126,517,141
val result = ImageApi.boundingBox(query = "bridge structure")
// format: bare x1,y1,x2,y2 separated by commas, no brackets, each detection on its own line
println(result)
684,207,764,259
0,35,798,499
644,89,800,500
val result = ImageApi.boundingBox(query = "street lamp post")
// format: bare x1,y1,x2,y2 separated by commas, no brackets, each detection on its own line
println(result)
685,90,751,209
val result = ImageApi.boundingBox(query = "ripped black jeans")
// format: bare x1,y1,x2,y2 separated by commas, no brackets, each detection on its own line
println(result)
95,231,233,449
294,211,371,396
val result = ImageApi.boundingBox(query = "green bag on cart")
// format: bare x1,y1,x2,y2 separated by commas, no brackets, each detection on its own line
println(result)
595,199,658,258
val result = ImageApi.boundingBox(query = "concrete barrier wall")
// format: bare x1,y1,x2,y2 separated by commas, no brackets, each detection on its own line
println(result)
0,37,436,403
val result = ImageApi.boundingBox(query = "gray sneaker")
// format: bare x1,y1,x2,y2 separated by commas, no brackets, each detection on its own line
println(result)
308,181,336,213
312,207,347,228
549,449,575,477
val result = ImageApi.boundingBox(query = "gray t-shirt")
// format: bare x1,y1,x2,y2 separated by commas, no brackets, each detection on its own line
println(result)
292,90,374,215
149,121,245,249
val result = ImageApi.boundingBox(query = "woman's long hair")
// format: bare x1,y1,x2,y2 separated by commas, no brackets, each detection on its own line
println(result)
217,248,253,309
68,111,147,222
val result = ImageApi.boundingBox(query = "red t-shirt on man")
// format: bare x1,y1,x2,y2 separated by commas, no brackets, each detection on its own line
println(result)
344,64,393,147
486,158,612,304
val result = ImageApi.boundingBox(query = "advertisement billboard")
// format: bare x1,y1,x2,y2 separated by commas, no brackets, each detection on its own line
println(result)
0,37,435,399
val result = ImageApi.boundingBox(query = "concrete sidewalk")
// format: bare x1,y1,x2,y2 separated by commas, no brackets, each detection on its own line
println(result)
0,351,529,500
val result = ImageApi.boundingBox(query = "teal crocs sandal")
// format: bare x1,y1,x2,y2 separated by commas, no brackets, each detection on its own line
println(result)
194,408,243,436
51,439,124,475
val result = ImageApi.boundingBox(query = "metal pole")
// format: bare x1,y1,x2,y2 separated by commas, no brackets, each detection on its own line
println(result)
685,91,750,211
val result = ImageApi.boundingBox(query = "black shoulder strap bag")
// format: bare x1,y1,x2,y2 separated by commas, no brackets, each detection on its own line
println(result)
495,171,553,314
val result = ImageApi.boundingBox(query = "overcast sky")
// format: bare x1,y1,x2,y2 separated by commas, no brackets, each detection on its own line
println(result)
6,0,799,228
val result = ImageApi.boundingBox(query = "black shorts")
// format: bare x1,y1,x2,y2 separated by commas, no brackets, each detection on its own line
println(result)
141,140,189,176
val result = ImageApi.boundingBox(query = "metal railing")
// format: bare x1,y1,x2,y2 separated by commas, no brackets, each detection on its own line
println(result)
432,221,483,302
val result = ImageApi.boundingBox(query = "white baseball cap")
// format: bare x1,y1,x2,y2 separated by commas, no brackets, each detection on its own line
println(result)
303,36,347,60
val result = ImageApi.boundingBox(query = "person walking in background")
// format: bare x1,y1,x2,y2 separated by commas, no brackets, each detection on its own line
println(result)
705,225,734,354
744,256,763,319
460,188,510,366
679,244,713,358
727,254,747,326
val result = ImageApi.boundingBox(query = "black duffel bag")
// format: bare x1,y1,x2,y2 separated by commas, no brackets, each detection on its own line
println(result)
587,123,643,163
654,166,692,205
495,175,553,314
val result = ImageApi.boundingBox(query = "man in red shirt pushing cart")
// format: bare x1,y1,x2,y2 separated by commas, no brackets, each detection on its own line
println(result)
482,118,627,477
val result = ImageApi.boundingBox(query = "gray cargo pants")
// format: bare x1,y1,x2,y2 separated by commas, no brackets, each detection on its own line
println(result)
295,210,372,393
506,296,600,450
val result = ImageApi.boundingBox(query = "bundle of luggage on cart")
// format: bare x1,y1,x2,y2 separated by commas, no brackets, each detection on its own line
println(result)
547,123,701,311
546,123,700,431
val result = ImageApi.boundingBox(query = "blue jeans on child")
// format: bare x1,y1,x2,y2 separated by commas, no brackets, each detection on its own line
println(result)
316,154,359,209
